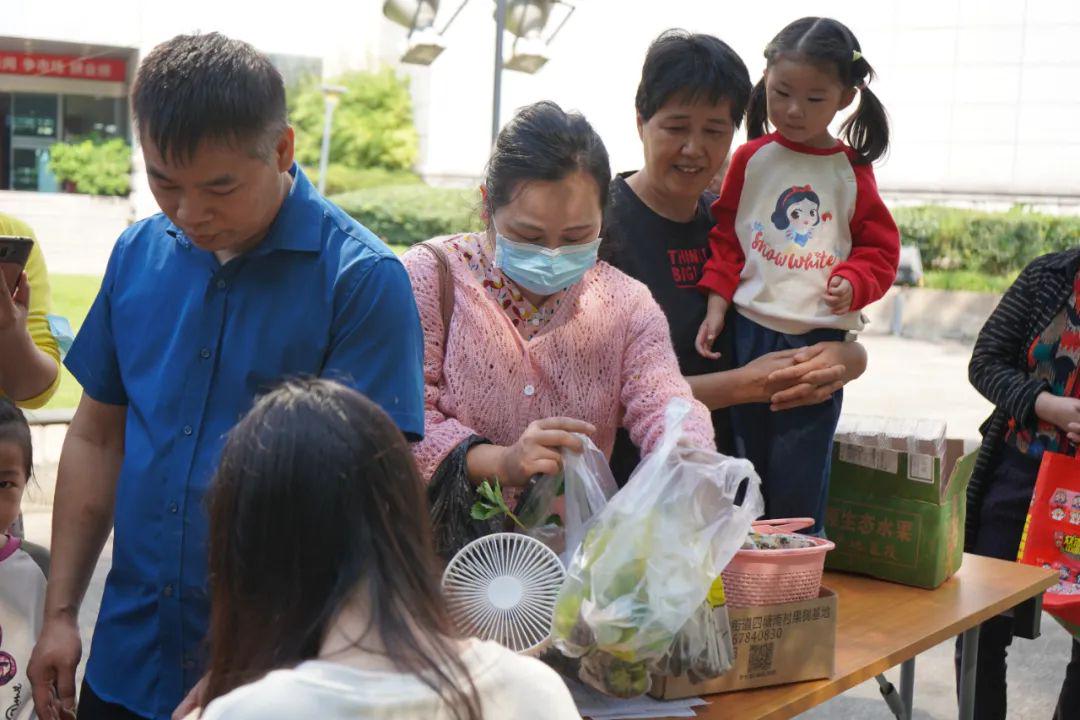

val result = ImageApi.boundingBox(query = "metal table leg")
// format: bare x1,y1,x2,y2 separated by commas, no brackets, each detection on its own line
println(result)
875,674,906,719
958,625,981,720
900,657,915,720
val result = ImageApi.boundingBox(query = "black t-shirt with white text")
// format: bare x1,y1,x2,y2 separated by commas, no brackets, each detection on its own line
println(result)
601,172,735,481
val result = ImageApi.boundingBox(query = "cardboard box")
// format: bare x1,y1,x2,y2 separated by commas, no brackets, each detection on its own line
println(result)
825,416,977,589
650,588,837,699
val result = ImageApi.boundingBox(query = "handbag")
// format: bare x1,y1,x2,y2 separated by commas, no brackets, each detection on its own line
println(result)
1016,451,1080,637
413,239,454,349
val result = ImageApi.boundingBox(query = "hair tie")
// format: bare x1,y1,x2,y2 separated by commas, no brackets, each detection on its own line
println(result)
852,50,863,62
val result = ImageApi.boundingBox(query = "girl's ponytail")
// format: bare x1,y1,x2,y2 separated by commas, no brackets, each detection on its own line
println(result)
841,82,890,165
759,17,891,163
745,77,769,139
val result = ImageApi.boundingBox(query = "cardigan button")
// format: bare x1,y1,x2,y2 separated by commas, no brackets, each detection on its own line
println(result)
523,384,536,397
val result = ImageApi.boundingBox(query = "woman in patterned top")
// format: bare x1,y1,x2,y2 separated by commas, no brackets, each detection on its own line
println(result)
961,247,1080,720
402,102,716,559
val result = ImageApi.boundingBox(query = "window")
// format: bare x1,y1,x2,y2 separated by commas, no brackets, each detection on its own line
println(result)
12,93,58,138
63,95,126,141
12,147,58,191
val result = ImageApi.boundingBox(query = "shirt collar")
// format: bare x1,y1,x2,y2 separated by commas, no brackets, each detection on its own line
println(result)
165,163,324,255
769,132,846,156
0,533,21,563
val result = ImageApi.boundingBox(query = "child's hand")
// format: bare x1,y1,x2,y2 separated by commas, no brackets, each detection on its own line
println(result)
824,276,853,315
695,294,729,360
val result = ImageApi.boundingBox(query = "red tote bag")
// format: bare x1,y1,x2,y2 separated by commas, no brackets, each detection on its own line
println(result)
1017,451,1080,636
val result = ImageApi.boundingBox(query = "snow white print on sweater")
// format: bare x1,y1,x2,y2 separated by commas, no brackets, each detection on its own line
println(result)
699,133,900,335
746,183,842,281
770,184,831,248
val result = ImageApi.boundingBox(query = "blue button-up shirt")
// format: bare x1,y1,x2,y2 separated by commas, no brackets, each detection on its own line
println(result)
64,165,424,718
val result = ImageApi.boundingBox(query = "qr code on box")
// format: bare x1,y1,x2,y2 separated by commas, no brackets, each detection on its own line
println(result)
748,643,774,675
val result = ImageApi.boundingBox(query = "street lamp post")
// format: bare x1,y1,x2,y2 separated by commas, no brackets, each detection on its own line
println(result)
317,85,347,196
382,1,577,147
492,0,507,145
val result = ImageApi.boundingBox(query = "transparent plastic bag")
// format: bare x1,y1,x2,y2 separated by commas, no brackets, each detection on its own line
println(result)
514,433,619,564
654,599,733,682
551,399,763,697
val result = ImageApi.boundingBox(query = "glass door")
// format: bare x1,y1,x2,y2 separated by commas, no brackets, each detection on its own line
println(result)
10,93,59,191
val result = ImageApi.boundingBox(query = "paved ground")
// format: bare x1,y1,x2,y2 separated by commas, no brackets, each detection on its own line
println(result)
19,334,1071,718
798,335,1068,719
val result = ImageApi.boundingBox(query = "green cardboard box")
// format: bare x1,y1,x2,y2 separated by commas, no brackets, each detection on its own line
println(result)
825,431,977,589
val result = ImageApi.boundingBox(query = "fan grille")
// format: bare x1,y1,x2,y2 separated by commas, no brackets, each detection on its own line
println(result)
442,533,565,654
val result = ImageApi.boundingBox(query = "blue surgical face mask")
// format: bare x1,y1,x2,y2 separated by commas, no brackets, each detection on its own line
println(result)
46,314,76,359
493,229,601,296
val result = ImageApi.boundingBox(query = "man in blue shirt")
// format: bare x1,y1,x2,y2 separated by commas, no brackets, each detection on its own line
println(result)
27,33,425,720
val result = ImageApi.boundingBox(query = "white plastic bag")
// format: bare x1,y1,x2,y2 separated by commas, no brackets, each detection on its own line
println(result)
551,399,763,697
514,433,619,564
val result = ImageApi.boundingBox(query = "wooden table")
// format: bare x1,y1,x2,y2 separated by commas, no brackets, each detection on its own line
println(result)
692,554,1057,720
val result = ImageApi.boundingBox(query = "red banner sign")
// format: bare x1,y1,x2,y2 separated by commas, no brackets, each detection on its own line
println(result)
0,51,126,81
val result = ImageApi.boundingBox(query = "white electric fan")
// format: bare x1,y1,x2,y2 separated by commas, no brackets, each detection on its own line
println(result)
442,533,566,655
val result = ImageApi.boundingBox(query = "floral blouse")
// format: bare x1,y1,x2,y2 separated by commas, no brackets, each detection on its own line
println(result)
445,233,567,341
1007,270,1080,458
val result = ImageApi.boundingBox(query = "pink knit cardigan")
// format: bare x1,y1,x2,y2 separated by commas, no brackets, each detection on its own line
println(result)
403,234,715,481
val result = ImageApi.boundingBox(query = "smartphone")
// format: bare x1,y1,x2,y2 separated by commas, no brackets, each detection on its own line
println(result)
0,235,34,296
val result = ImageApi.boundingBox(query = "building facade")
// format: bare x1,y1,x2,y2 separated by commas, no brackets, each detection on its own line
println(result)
2,0,1077,274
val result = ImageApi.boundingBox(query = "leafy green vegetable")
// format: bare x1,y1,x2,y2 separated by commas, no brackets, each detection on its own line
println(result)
470,479,525,529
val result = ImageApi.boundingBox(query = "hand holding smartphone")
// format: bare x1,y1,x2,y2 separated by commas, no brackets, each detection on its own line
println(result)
0,235,34,297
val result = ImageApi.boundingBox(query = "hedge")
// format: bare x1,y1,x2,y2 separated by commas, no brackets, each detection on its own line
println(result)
305,165,421,196
893,206,1080,276
330,184,1080,273
331,185,482,247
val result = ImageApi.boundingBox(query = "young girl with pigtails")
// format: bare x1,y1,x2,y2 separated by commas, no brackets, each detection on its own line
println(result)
695,17,900,533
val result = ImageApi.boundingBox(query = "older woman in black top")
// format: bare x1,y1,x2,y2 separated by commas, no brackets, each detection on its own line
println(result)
602,30,868,481
961,248,1080,720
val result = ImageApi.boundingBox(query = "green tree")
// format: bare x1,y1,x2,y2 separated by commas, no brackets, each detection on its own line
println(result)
288,69,419,172
48,137,132,196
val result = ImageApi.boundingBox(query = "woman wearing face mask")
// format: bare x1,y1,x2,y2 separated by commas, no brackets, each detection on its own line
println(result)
402,101,714,531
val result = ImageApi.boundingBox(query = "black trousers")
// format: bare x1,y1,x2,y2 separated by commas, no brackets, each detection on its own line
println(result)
78,679,150,720
955,445,1080,719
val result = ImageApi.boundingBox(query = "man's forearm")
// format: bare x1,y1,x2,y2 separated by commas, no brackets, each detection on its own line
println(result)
45,433,122,619
0,329,57,402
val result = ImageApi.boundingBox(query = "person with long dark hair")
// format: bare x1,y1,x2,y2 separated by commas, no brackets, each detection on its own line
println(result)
694,17,900,533
192,379,578,720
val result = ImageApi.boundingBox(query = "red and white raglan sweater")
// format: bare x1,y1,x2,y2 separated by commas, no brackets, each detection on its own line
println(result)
698,133,899,335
